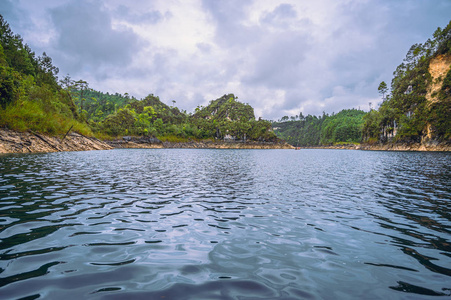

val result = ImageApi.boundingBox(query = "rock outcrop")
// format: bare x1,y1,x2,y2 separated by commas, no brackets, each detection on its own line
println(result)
426,54,451,104
0,128,112,154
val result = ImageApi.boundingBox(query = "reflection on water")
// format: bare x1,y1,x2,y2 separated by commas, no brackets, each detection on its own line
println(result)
0,149,450,299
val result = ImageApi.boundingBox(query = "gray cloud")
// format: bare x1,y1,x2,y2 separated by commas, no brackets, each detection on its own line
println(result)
0,0,33,38
202,0,262,47
260,3,298,26
49,1,140,76
1,0,450,120
243,32,311,89
113,4,170,25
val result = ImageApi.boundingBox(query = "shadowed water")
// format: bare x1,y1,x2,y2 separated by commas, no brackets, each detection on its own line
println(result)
0,149,449,299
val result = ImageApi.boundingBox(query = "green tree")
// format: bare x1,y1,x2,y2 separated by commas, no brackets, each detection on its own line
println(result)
378,81,388,99
74,80,89,115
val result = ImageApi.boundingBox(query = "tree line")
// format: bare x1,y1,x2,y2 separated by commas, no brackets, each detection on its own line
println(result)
272,109,366,146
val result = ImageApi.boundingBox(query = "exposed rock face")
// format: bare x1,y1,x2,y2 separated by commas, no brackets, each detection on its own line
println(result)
425,54,451,140
0,128,112,154
426,54,451,104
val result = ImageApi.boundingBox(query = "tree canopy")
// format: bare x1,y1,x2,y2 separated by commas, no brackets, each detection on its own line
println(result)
272,109,366,146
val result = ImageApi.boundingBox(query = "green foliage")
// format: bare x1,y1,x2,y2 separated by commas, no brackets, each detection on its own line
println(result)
101,108,135,136
0,64,20,107
77,88,135,122
428,99,451,140
321,109,366,144
0,96,91,135
439,67,451,100
378,81,388,98
190,94,277,142
363,20,451,143
193,94,254,121
273,109,365,146
362,110,382,142
0,14,87,136
90,92,277,142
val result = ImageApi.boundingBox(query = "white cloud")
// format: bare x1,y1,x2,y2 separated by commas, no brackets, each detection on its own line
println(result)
0,0,450,120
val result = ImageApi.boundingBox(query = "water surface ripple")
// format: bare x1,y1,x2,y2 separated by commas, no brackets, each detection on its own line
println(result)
0,149,450,299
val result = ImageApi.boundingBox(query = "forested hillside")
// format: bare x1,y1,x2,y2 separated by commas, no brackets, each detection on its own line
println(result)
191,94,278,141
0,15,280,143
363,21,451,144
273,21,451,148
0,15,91,135
272,109,365,146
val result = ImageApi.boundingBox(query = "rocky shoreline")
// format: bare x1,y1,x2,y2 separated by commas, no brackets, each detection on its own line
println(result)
298,141,451,151
0,129,293,154
358,141,451,152
1,129,449,154
0,128,112,154
107,136,294,150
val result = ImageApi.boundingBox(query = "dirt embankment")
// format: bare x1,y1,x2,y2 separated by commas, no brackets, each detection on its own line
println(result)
0,128,112,154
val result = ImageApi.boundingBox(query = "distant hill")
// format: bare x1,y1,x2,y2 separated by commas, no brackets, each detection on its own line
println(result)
99,93,189,137
363,21,451,145
68,90,280,142
272,109,366,146
192,94,254,122
191,94,278,142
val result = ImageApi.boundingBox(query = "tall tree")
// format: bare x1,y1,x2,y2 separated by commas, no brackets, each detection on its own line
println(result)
75,80,89,115
378,81,388,100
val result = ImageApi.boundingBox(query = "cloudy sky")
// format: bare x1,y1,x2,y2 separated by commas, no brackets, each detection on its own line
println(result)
1,0,450,120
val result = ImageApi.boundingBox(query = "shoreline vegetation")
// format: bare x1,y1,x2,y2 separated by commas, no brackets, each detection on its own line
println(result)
0,15,450,154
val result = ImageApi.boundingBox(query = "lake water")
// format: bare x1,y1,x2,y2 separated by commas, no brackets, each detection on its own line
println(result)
0,149,450,299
